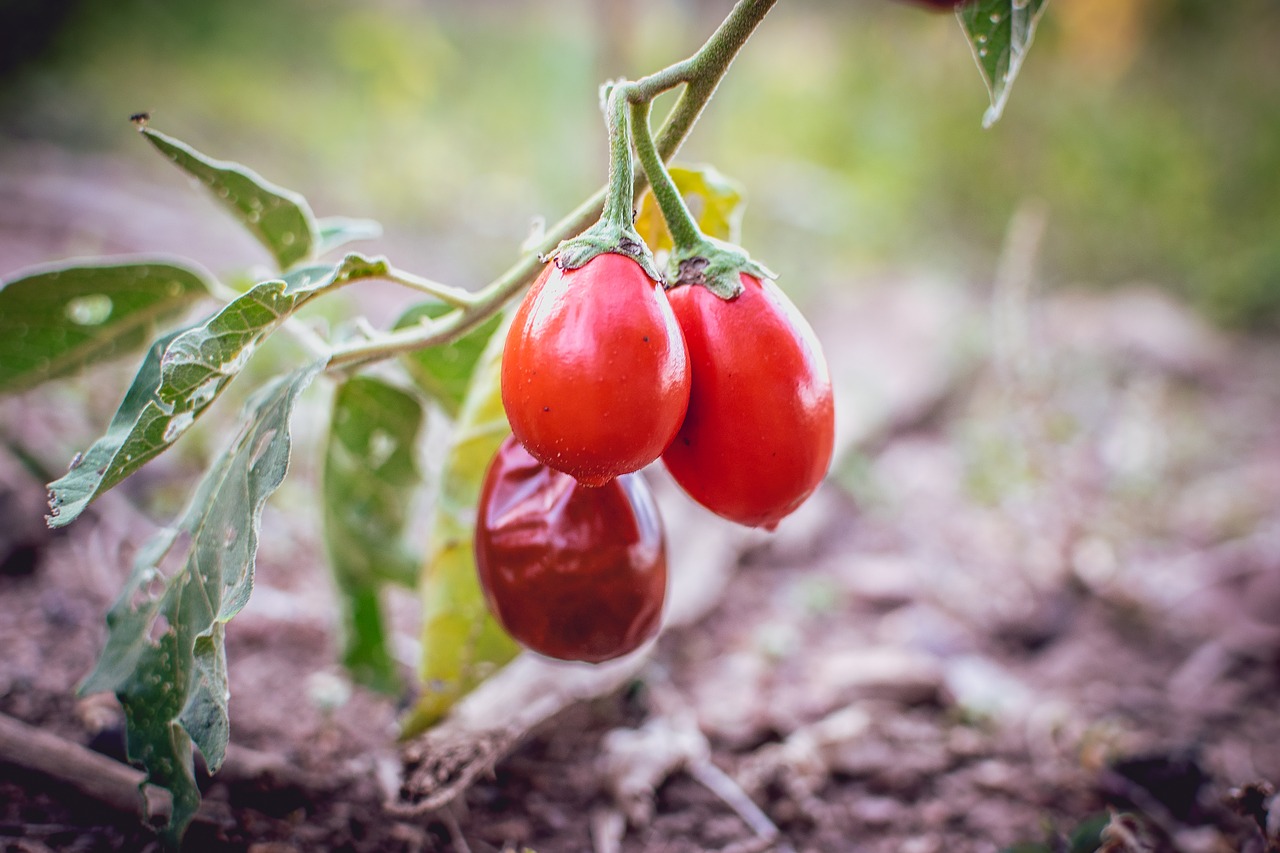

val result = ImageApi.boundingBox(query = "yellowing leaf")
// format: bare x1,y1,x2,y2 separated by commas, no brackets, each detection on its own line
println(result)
403,312,519,736
634,164,747,253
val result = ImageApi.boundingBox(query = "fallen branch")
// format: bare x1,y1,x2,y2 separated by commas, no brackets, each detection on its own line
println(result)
0,711,171,823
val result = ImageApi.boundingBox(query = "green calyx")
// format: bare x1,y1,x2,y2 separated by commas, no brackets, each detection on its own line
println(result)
544,78,663,283
668,235,775,300
549,219,664,283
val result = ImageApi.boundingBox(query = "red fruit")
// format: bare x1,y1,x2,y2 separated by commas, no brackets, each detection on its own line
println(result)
662,274,834,530
475,435,667,663
501,252,690,486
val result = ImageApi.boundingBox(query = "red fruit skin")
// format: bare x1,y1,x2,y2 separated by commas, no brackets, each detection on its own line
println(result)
662,274,835,529
475,435,667,663
501,252,690,486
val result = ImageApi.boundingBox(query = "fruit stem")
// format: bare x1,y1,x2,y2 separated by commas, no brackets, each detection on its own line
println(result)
601,84,637,234
628,96,704,254
326,0,778,371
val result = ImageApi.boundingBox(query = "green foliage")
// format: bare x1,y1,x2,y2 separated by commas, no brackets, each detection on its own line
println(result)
403,313,519,736
315,216,383,257
959,0,1051,128
47,254,383,528
322,376,425,693
394,303,503,418
79,363,321,846
635,164,746,252
142,127,319,269
0,260,211,394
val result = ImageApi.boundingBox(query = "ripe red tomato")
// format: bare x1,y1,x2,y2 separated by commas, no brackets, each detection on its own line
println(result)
475,435,667,663
501,252,690,486
662,274,834,530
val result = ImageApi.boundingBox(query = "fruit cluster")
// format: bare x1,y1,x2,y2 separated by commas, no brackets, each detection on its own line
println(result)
475,242,835,663
471,81,834,664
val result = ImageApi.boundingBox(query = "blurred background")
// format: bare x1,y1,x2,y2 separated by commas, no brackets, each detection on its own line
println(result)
2,0,1279,328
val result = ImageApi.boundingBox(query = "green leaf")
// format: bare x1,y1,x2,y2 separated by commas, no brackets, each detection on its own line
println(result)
47,254,384,528
79,362,321,847
315,216,383,257
403,313,519,736
0,259,211,394
635,164,746,254
142,127,317,269
322,376,424,693
394,304,503,418
959,0,1051,128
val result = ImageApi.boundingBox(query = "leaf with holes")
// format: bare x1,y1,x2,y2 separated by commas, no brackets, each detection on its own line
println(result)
322,376,425,693
47,254,385,529
142,127,318,269
79,362,321,847
394,303,503,418
0,259,211,394
402,313,520,736
959,0,1051,128
635,164,746,254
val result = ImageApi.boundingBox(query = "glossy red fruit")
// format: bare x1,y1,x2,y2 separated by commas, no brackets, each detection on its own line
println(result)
501,252,690,486
475,435,667,663
662,274,834,530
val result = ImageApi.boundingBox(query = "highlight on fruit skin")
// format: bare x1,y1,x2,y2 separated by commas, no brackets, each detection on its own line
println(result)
500,251,690,487
474,435,667,664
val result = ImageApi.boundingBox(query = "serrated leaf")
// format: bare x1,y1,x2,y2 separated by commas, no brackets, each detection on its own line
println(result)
394,304,503,418
959,0,1050,128
47,254,383,528
315,216,383,257
322,376,424,693
0,259,211,394
635,164,746,254
403,313,519,736
142,127,317,269
79,362,321,847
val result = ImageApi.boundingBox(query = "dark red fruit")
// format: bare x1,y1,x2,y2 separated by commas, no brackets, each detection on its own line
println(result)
501,252,690,486
475,435,667,663
662,273,835,530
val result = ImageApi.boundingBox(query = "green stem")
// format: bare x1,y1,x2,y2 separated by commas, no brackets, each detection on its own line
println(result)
326,0,778,372
629,97,703,253
382,264,476,308
600,85,636,232
647,0,778,160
